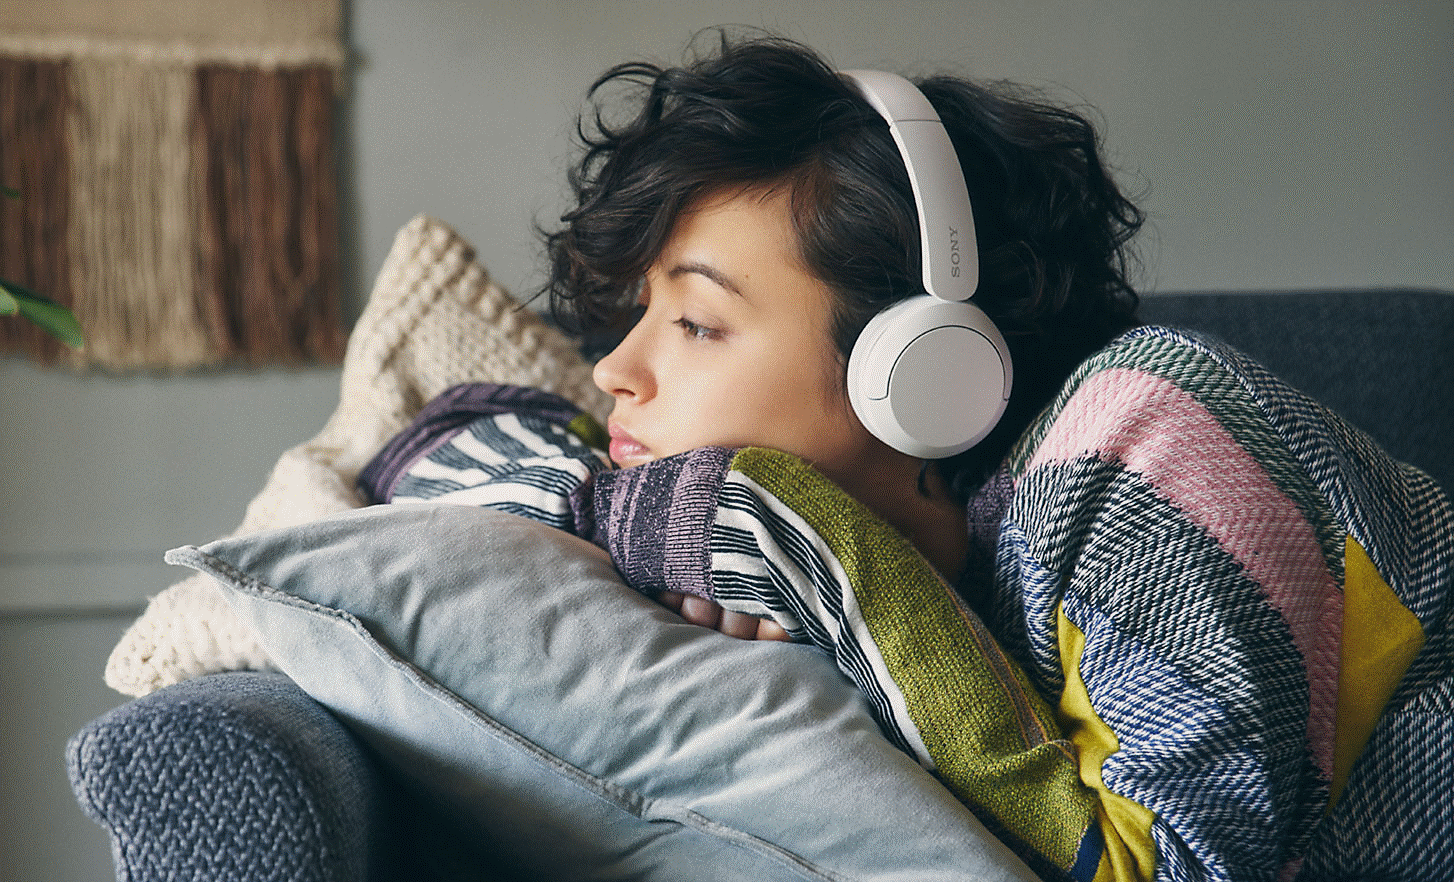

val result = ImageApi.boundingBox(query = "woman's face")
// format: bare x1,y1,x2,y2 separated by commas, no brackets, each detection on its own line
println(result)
592,187,895,487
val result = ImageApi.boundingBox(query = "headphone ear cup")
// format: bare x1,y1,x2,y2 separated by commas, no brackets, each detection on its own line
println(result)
847,297,1012,459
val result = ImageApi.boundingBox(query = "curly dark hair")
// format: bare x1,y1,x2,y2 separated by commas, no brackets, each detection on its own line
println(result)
541,30,1144,499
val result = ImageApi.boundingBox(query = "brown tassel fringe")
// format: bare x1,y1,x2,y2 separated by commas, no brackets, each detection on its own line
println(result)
0,52,343,371
0,56,73,365
193,64,345,366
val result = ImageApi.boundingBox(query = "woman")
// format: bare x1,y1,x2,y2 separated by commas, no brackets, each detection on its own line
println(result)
545,31,1142,642
363,31,1452,882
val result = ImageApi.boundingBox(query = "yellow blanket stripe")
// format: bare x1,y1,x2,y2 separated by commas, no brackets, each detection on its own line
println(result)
1332,536,1425,806
1057,609,1158,882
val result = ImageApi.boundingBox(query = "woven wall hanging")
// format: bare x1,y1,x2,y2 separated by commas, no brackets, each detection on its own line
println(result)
0,0,345,370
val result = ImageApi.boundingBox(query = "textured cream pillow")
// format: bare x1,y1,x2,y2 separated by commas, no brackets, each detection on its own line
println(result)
105,214,612,697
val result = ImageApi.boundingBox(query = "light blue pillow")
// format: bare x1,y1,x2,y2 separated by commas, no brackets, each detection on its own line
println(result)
168,503,1037,882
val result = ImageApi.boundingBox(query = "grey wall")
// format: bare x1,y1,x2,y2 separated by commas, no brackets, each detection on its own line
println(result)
348,0,1454,300
2,1,1450,878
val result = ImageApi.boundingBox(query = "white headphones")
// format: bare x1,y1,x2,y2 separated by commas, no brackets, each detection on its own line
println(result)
839,70,1012,459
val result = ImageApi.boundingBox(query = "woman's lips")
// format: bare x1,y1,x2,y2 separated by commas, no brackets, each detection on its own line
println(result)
607,422,651,466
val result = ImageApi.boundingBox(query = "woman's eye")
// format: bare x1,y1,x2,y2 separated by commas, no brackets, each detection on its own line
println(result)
674,317,724,341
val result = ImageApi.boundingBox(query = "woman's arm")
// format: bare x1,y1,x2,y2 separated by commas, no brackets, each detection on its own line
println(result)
358,383,780,642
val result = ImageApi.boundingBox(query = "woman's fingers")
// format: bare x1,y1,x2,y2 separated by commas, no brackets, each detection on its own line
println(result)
717,609,761,640
678,594,722,630
755,618,791,642
662,592,790,642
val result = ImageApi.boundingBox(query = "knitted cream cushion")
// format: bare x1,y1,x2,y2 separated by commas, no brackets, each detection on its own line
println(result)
105,214,612,697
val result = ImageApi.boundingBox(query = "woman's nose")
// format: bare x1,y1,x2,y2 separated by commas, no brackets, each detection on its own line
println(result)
592,322,653,401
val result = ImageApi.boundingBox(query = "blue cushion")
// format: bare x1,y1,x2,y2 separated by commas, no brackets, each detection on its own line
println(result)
167,503,1038,882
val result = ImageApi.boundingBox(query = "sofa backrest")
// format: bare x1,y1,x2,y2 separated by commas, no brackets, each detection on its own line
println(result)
1139,288,1452,494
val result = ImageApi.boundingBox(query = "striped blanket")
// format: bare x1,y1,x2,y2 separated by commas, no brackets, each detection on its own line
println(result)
359,326,1453,882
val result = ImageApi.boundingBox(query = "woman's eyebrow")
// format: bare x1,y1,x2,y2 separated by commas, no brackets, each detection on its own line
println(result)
668,261,746,299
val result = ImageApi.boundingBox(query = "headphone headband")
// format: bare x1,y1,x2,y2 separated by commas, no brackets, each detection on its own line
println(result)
838,69,1011,459
839,70,979,302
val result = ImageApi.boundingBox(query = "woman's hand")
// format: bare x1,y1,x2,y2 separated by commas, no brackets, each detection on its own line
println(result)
660,592,791,641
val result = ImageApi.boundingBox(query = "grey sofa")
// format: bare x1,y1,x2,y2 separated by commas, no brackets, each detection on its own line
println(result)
67,288,1453,881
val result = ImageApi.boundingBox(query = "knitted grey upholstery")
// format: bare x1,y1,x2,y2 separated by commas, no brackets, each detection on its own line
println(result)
67,672,384,882
68,671,512,881
1140,288,1452,492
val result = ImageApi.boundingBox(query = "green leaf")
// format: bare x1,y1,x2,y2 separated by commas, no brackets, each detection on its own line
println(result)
1,185,18,200
0,284,17,315
0,279,84,349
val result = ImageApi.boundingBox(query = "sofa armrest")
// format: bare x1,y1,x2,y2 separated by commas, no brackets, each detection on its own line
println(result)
66,671,389,882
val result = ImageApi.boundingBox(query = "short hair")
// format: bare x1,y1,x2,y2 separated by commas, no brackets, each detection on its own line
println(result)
541,30,1144,498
